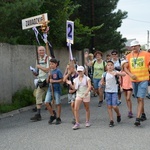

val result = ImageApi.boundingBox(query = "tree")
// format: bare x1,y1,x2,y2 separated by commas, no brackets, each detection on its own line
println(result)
40,0,80,48
72,19,103,50
0,0,127,52
0,0,43,45
0,0,80,47
72,0,128,52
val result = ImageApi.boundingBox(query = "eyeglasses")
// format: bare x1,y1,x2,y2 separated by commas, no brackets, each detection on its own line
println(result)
112,53,117,55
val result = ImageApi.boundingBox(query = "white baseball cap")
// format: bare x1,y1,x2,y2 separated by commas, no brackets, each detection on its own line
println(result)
77,66,84,71
130,40,140,47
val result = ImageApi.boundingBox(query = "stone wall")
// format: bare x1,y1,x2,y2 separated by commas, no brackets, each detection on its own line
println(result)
0,43,82,103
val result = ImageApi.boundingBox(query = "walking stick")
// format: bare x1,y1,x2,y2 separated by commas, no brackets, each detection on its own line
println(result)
39,18,55,107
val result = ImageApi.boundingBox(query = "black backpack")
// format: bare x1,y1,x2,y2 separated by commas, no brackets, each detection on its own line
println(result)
92,60,106,74
103,72,119,84
114,59,121,71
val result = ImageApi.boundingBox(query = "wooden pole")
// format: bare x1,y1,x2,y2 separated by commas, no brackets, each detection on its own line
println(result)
39,19,55,106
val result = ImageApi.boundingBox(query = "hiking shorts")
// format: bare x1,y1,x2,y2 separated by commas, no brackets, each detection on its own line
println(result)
132,81,148,98
76,96,90,103
105,92,118,106
68,93,76,104
45,87,61,105
93,78,102,89
36,86,48,105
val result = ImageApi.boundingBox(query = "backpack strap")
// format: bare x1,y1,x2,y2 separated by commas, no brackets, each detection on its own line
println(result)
45,55,49,63
115,75,119,84
38,55,49,65
92,60,106,74
118,59,121,65
92,60,96,74
103,61,106,71
103,72,107,82
103,72,119,84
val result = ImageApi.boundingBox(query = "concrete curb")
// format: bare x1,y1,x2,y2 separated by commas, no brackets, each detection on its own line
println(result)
0,94,68,120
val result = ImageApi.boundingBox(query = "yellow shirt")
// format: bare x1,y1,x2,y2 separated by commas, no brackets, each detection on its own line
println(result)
126,51,150,82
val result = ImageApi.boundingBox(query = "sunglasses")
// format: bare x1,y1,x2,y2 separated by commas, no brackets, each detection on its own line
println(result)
112,53,117,55
131,45,137,48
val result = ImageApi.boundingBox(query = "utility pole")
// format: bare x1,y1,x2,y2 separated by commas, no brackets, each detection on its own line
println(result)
147,30,149,50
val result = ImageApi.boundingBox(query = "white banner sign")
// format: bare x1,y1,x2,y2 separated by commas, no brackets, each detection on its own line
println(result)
22,13,48,30
66,20,74,44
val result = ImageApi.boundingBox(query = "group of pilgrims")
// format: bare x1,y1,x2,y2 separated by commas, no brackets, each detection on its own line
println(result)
30,40,150,129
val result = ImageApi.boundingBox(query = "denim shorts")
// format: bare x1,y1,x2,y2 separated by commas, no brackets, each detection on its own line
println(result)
93,78,102,89
44,87,61,105
68,93,76,104
132,81,148,98
105,92,118,106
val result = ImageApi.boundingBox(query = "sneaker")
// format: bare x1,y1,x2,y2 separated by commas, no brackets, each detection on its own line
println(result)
72,123,80,130
32,107,37,112
117,115,121,123
94,93,97,97
30,114,41,121
55,117,61,125
109,120,114,127
98,101,103,107
48,115,56,124
72,118,76,125
140,113,147,121
128,112,133,118
146,95,150,99
91,92,94,97
134,118,141,126
117,100,122,106
85,121,91,127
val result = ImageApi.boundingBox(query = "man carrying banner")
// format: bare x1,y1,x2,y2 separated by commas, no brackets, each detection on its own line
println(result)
30,46,50,121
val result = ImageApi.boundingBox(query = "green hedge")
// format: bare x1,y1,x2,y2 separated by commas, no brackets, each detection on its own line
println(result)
0,86,68,114
0,87,35,113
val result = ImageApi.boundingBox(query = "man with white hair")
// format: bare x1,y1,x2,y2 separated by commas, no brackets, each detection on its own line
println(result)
124,40,150,126
30,46,51,121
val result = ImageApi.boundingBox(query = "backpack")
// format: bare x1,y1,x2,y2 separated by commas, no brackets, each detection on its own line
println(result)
75,75,90,90
35,56,49,76
38,55,49,65
103,72,119,84
118,59,121,65
63,73,78,89
114,59,121,71
92,60,106,74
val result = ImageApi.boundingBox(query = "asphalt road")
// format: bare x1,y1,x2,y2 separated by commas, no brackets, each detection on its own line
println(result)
0,94,150,150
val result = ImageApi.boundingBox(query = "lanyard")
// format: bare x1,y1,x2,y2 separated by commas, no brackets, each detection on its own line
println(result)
132,51,140,68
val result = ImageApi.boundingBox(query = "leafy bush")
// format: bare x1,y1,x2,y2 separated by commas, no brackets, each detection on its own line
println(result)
61,85,68,95
0,87,35,113
0,86,68,114
12,87,35,107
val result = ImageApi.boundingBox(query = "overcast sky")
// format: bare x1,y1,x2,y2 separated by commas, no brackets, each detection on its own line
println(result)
117,0,150,46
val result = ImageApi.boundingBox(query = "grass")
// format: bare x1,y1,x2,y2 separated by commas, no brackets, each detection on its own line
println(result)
0,86,68,114
0,87,35,113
